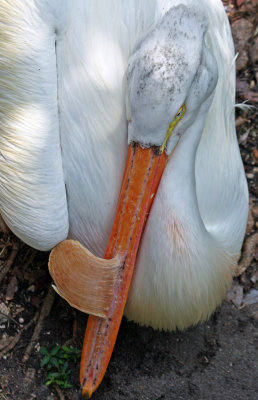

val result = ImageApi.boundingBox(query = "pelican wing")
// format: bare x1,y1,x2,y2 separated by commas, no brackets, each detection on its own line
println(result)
0,1,68,250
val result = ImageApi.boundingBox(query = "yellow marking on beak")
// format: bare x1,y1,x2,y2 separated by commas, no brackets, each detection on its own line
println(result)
159,103,186,154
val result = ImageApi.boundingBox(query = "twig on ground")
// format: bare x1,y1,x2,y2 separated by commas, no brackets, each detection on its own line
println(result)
245,197,254,234
6,275,18,301
236,232,258,276
0,242,20,283
23,249,37,271
23,286,55,362
0,312,39,359
62,338,74,348
62,310,78,347
72,311,78,341
53,383,66,400
0,215,9,235
0,311,22,327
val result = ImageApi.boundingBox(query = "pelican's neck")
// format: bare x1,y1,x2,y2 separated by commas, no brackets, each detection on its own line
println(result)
164,103,247,259
164,115,207,238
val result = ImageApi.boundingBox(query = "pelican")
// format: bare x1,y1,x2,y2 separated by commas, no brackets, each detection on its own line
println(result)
0,0,248,398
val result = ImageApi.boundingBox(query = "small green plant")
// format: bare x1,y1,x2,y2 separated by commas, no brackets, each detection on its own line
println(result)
40,345,81,389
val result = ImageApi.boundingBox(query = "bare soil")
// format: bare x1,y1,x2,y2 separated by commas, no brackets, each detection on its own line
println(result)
0,1,257,399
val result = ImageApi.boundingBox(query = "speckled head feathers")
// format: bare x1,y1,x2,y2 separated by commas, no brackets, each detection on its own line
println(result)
126,5,217,152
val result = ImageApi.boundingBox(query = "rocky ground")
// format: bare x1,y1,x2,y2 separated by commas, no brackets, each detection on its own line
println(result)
0,1,257,399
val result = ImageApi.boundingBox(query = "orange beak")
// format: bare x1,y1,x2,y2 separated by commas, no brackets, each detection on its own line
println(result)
80,143,167,397
49,142,167,398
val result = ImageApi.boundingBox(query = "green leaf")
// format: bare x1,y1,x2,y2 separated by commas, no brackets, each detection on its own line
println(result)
48,372,60,378
40,347,49,356
41,343,81,390
51,358,59,368
61,361,69,372
50,345,61,356
61,345,81,362
63,381,72,389
46,363,54,371
40,356,50,367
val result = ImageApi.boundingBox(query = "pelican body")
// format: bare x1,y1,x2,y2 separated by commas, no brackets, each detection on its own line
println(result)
0,0,248,397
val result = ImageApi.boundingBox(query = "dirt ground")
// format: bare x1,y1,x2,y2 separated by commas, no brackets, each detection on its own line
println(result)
0,1,257,399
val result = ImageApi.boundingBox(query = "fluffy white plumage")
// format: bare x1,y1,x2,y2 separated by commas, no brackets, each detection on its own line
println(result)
0,0,248,330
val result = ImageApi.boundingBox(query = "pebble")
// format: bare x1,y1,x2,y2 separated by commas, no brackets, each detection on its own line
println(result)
19,317,24,324
27,285,35,293
251,271,258,283
35,342,40,352
246,173,254,179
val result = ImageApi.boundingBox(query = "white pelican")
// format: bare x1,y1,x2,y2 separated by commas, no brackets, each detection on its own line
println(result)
0,0,248,398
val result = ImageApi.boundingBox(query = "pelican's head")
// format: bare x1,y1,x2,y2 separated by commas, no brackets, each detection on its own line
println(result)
126,5,218,154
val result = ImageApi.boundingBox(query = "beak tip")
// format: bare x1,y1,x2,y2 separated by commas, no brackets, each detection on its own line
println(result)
81,387,93,399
